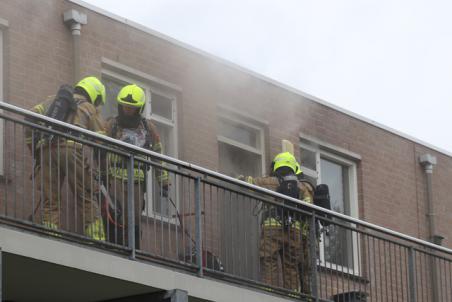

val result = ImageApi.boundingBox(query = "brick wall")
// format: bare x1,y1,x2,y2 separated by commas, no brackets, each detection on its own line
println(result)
0,0,451,250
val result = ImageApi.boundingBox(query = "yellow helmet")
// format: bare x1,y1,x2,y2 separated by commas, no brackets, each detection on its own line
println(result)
295,162,303,175
117,84,146,113
272,152,298,174
75,76,106,105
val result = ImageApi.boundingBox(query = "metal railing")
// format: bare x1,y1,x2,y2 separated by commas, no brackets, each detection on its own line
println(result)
0,101,452,301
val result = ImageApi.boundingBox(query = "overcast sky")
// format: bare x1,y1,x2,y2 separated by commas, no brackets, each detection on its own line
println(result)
84,0,452,154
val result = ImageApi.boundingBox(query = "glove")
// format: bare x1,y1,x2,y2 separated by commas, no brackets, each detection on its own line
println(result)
237,175,254,184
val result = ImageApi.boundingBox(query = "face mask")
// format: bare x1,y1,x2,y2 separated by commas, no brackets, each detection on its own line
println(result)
117,105,141,128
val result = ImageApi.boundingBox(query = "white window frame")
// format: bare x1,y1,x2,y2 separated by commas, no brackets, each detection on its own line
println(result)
101,68,179,223
299,140,360,275
145,87,178,223
217,114,266,177
0,18,9,176
0,23,5,176
144,86,178,157
298,143,319,181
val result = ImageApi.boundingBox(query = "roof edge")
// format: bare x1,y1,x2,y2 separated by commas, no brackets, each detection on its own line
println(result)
69,0,452,158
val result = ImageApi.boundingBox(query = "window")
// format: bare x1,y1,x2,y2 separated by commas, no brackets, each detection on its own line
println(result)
217,112,266,277
217,115,265,178
299,139,360,273
101,75,123,118
101,70,178,218
0,27,4,175
145,89,177,217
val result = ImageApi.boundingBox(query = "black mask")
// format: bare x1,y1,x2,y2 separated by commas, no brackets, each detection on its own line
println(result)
117,105,141,128
273,166,294,178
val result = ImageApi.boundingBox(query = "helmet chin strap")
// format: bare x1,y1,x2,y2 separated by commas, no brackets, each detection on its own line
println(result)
117,105,141,128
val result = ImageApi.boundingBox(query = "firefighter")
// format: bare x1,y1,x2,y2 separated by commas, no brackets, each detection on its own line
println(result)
252,152,313,294
25,76,107,241
104,84,168,248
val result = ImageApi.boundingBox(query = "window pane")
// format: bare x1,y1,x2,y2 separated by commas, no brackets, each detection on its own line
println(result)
321,159,346,213
152,121,174,157
150,168,176,218
151,93,172,120
101,77,127,119
152,188,170,216
321,158,353,268
300,148,317,171
219,142,262,178
149,120,175,217
323,225,354,270
218,119,260,149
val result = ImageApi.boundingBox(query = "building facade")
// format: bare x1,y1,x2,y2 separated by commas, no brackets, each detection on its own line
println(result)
0,0,451,301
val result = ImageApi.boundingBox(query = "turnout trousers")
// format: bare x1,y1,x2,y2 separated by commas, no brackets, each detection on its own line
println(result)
33,142,105,240
104,178,144,248
259,224,311,294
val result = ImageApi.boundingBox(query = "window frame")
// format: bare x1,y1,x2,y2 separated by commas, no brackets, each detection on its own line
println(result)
217,113,267,177
0,23,5,176
299,140,360,275
298,143,319,180
101,68,179,222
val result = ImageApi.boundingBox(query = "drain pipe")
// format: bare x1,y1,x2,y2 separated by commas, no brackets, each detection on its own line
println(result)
419,153,441,302
419,153,440,244
63,9,87,83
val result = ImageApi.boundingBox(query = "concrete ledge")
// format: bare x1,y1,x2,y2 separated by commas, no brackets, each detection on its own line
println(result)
0,225,290,302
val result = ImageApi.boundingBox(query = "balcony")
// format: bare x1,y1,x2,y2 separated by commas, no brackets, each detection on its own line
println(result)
0,101,451,302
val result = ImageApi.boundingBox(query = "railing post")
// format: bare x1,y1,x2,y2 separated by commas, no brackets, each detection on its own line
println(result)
194,176,203,277
408,247,417,302
309,213,318,301
430,254,439,302
0,247,2,302
127,156,135,259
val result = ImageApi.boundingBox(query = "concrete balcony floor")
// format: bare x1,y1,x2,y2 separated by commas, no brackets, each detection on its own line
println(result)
0,225,294,302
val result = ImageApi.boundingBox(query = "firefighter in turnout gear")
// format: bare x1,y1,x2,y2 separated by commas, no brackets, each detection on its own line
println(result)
104,84,168,248
252,152,314,294
25,76,107,240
